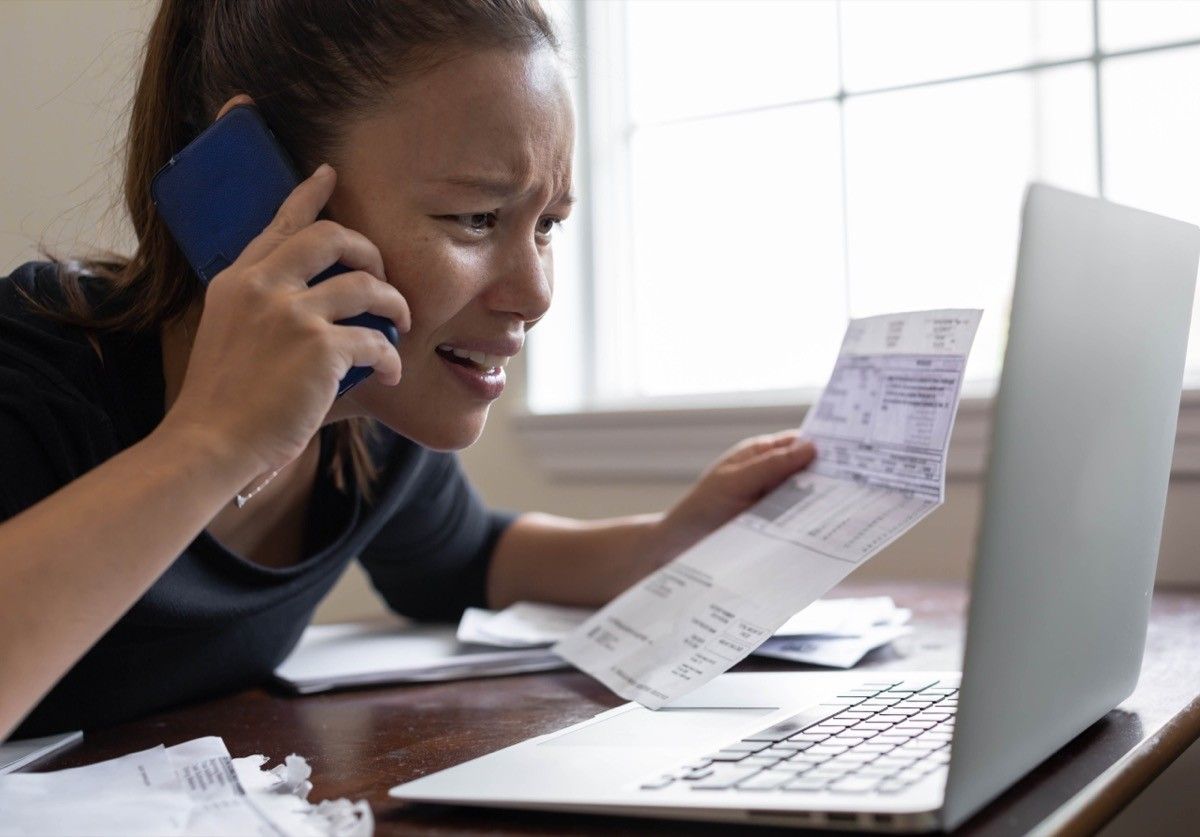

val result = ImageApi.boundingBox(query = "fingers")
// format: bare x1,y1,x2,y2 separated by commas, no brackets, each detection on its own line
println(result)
269,162,337,237
236,164,338,266
260,220,386,289
727,430,804,464
304,271,412,333
335,325,403,386
727,437,816,500
235,165,388,287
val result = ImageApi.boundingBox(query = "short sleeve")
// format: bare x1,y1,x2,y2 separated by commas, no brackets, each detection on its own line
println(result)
357,451,516,622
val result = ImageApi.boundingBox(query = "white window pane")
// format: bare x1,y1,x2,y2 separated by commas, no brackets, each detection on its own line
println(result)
1100,0,1200,52
1102,46,1200,378
626,0,839,125
625,104,847,399
844,68,1097,386
842,0,1093,91
526,208,587,413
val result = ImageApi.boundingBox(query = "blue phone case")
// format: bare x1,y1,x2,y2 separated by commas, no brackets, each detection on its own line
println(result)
150,104,399,396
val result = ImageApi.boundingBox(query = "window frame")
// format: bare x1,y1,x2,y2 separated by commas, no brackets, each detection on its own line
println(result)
520,0,1200,480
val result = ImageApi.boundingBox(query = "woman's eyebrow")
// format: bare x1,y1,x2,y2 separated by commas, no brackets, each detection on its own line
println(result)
437,174,523,198
436,174,576,206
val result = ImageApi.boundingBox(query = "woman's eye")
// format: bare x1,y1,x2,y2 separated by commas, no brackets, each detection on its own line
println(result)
447,212,497,233
536,217,563,238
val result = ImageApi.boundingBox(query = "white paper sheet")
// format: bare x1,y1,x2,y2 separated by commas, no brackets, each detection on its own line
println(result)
458,597,904,646
0,736,370,837
554,309,980,708
771,596,902,637
756,613,913,669
274,620,566,694
457,602,592,647
0,743,192,836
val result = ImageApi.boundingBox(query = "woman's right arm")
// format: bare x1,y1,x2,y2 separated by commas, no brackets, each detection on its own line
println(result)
0,164,409,740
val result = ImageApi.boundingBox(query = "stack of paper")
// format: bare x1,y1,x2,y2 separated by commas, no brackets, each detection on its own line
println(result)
456,597,911,670
0,735,370,836
273,620,567,694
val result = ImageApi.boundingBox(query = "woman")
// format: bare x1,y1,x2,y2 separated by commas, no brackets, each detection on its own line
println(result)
0,0,815,741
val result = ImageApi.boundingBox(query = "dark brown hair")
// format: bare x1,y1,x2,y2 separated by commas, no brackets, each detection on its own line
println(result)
38,0,557,497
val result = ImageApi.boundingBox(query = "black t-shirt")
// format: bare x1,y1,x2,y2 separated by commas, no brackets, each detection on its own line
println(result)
0,261,514,737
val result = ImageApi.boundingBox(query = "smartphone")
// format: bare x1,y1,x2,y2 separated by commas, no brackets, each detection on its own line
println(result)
150,104,399,396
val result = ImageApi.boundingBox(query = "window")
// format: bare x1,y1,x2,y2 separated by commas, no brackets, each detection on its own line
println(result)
529,0,1200,414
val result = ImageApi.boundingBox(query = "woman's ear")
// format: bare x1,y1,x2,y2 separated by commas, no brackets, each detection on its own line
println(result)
215,93,256,122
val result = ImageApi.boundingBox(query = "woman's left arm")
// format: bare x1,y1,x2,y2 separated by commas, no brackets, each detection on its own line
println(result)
486,431,815,609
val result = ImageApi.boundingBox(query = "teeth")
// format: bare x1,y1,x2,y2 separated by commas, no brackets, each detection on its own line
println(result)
438,344,510,370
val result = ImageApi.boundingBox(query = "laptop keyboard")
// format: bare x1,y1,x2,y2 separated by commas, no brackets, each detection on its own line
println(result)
640,680,957,795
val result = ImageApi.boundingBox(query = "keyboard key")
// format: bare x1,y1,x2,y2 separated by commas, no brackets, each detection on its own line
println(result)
855,743,897,754
640,775,675,790
690,765,764,790
742,706,844,742
742,755,785,768
772,740,815,752
855,722,894,732
787,733,830,744
896,769,926,784
782,777,830,792
814,719,858,729
805,744,850,756
855,765,900,778
724,741,771,753
828,733,874,746
796,767,854,777
831,751,878,764
707,750,752,762
873,756,918,769
786,756,829,770
835,710,877,719
683,766,714,780
828,776,882,794
916,711,953,721
873,735,913,745
736,770,795,791
760,747,799,759
877,780,909,794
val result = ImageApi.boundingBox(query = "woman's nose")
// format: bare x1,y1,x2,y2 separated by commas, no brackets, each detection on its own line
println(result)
485,240,553,324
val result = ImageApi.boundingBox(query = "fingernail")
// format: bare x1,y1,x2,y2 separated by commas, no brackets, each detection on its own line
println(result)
315,163,333,177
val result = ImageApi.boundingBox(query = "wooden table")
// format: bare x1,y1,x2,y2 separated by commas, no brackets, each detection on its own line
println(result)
38,582,1200,835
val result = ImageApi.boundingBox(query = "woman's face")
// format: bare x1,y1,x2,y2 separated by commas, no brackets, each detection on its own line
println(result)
327,45,574,450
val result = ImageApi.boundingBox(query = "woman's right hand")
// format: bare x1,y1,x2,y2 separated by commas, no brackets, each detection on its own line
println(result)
158,163,410,476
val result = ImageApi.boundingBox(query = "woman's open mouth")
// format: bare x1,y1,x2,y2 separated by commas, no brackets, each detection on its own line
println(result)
435,343,511,400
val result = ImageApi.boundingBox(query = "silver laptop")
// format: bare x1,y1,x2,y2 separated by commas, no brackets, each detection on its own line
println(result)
389,184,1200,831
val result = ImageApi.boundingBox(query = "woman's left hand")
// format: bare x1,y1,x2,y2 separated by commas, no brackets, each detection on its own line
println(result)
646,430,817,566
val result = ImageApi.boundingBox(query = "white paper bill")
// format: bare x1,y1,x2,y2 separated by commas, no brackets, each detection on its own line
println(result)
0,736,371,837
771,596,902,638
554,309,981,708
457,602,591,647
